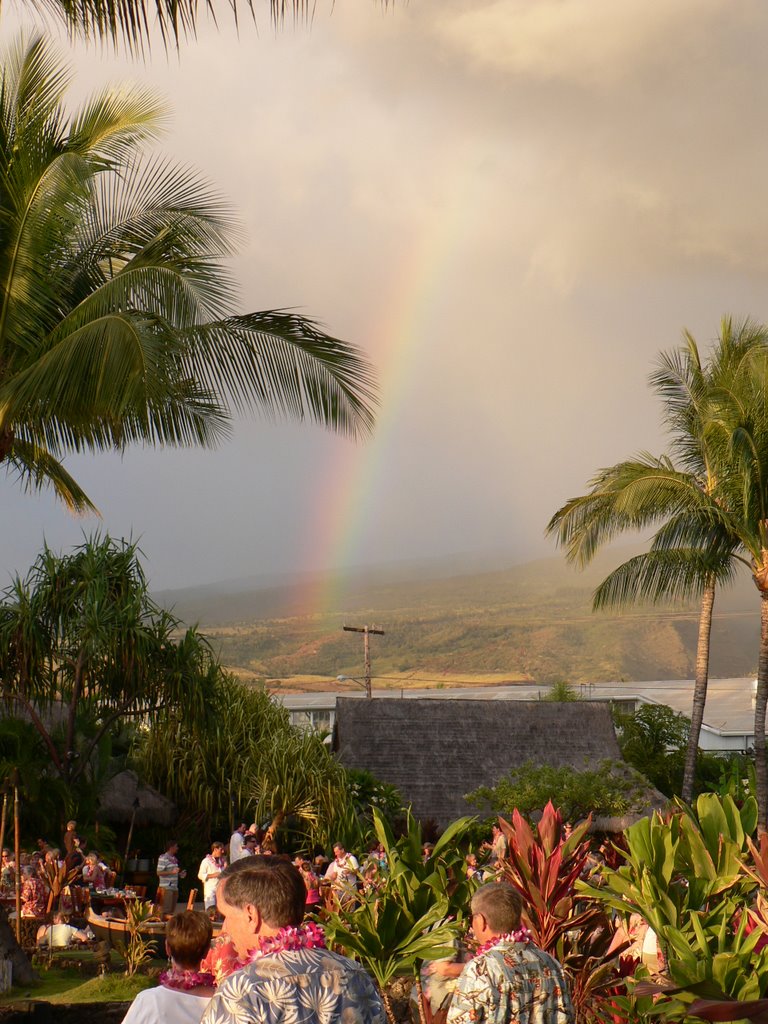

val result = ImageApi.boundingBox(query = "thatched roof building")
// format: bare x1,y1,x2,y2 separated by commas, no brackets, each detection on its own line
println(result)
97,770,177,827
333,697,628,827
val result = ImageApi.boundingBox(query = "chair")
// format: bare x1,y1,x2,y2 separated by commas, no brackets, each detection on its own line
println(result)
186,888,198,911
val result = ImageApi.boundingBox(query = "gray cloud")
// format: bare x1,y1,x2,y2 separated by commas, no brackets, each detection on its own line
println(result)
0,2,767,591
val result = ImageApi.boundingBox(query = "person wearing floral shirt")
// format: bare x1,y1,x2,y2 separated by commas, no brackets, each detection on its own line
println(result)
20,866,47,918
446,882,573,1024
201,859,385,1024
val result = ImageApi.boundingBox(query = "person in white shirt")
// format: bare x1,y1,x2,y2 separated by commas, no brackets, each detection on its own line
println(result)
324,843,360,908
197,843,227,911
229,824,248,863
36,912,89,947
122,911,215,1024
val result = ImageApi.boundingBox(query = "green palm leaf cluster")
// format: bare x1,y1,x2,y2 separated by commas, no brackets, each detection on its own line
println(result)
0,534,219,786
140,674,354,845
0,35,377,514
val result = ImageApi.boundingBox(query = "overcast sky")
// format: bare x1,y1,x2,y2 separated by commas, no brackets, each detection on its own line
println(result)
1,0,768,593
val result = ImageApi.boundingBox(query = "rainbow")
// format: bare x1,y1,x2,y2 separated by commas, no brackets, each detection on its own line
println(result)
297,181,475,617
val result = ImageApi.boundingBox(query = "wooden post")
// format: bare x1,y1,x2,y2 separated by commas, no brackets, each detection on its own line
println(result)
12,773,20,943
124,799,140,869
0,789,8,868
342,624,385,699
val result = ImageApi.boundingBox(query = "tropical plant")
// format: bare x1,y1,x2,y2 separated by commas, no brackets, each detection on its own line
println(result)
577,794,768,1021
140,675,289,835
547,318,768,805
613,704,690,797
496,803,633,1024
306,768,404,855
251,729,350,846
39,859,79,915
0,34,376,516
123,899,158,976
545,681,581,702
497,803,597,952
0,718,73,838
0,536,220,793
580,794,757,937
695,350,768,832
14,0,374,53
466,760,639,824
323,808,478,1024
140,673,354,848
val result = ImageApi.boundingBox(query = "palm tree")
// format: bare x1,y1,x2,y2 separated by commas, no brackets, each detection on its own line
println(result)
0,35,376,513
697,350,768,832
547,319,768,804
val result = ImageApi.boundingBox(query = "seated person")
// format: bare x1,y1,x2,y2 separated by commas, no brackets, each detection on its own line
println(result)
36,911,89,947
122,911,215,1024
82,851,108,889
18,865,47,918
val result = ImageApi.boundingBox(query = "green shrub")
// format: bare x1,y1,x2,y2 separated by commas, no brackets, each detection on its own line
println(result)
466,759,640,823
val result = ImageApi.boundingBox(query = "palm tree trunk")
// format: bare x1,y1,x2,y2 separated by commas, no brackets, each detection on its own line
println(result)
755,590,768,834
681,578,716,803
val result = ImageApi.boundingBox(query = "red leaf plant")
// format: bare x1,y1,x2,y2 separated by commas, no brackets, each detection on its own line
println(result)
498,802,634,1024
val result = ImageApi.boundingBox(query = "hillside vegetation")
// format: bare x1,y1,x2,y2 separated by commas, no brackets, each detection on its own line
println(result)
154,549,760,685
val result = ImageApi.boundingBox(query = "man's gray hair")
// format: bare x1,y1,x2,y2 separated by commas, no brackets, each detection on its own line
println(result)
471,882,523,934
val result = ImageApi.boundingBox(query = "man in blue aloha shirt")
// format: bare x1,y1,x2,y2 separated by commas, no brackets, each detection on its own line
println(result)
201,859,385,1024
446,882,574,1024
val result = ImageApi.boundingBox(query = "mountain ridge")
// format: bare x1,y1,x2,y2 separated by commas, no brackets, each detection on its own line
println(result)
152,547,760,684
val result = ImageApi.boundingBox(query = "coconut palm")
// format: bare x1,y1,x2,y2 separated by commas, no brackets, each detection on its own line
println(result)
547,319,768,804
0,35,376,514
696,352,768,832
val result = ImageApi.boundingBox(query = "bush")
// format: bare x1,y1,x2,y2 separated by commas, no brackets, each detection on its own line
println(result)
465,759,640,823
613,703,689,796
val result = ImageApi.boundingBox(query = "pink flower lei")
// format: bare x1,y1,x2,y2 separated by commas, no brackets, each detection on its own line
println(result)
246,921,326,962
159,965,216,991
473,927,531,958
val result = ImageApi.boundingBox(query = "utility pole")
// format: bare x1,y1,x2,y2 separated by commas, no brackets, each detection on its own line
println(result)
342,624,384,698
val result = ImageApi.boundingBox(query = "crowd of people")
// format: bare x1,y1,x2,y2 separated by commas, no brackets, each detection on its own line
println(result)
4,820,580,1024
158,826,395,923
0,819,113,922
115,824,575,1024
123,828,574,1024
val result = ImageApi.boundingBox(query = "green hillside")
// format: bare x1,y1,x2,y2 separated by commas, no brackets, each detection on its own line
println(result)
154,549,761,684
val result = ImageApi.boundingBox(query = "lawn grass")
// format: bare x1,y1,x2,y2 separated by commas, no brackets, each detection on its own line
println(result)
1,965,86,1005
48,972,155,1003
0,954,164,1006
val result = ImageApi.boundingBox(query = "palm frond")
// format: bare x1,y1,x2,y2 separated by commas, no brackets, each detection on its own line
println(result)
547,456,714,567
33,0,330,53
187,311,378,439
0,34,378,511
3,437,97,513
593,550,737,611
67,86,166,162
